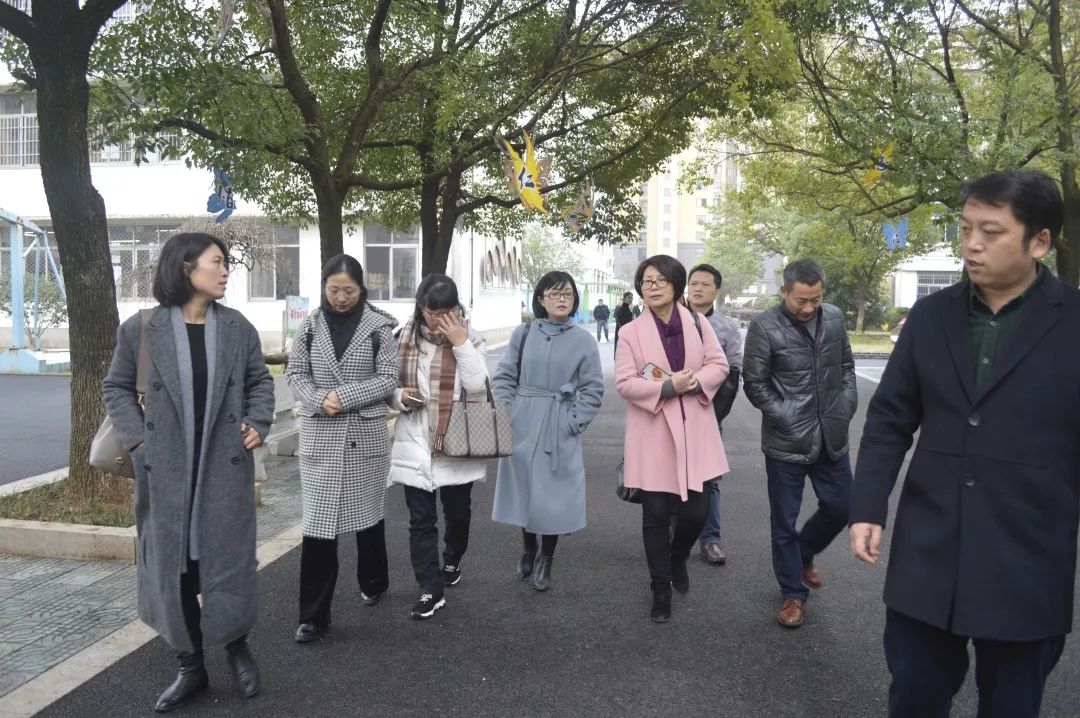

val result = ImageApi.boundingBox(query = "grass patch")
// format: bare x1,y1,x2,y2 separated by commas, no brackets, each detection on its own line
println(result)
850,334,895,354
0,476,134,527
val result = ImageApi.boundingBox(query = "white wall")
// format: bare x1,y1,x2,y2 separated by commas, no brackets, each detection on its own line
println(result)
892,245,963,308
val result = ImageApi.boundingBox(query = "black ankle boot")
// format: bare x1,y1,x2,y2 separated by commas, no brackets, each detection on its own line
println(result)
517,549,537,579
650,590,672,623
531,555,553,592
225,636,260,699
154,650,208,713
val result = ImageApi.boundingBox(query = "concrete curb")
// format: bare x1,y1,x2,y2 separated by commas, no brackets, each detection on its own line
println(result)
0,519,137,562
0,467,68,497
0,521,306,718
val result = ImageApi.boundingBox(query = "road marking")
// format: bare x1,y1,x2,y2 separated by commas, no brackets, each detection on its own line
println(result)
855,370,882,384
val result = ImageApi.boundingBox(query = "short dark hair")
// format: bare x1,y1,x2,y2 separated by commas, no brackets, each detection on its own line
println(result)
152,232,230,307
321,254,367,304
782,258,825,290
634,255,686,299
532,271,580,319
961,169,1063,247
622,292,633,302
688,263,723,290
411,273,462,347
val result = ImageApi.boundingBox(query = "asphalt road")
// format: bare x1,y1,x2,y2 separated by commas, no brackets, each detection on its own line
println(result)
33,339,1079,717
0,374,70,484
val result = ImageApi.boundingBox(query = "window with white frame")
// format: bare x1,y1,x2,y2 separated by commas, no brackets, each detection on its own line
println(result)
364,223,419,301
0,93,37,167
248,225,301,300
916,271,959,299
109,224,182,300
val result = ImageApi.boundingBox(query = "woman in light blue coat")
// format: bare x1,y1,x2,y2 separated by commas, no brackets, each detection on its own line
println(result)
492,271,604,592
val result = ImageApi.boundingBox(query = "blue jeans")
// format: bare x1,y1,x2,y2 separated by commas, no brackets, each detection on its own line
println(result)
884,608,1065,718
765,452,852,601
698,478,722,545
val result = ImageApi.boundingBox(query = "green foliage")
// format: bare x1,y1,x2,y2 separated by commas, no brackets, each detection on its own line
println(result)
518,224,584,288
0,273,68,351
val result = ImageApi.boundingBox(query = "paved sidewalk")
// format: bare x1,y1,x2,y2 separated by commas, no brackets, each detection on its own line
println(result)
0,454,303,700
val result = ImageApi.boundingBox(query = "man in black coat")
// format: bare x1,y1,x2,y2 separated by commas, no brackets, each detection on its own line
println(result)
743,258,857,629
592,298,611,342
851,169,1077,717
613,291,634,356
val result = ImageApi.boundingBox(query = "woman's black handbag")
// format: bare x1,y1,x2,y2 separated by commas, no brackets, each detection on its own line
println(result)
615,460,641,503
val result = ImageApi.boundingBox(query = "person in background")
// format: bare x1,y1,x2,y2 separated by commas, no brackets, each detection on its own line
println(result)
686,264,743,565
615,255,730,623
743,258,857,629
388,274,489,620
614,291,635,357
492,271,605,592
287,255,399,643
103,232,274,712
851,169,1079,717
593,298,611,342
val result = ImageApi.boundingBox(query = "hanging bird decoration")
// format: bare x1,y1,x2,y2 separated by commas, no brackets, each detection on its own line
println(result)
503,131,550,212
564,184,594,233
884,216,909,250
207,168,236,223
863,139,897,187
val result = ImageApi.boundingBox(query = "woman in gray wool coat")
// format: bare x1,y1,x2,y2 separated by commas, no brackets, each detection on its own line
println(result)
287,254,400,643
492,271,605,591
103,232,275,713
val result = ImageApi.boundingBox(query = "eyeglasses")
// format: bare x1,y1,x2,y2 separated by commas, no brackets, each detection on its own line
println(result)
640,278,670,290
422,307,458,319
544,291,575,301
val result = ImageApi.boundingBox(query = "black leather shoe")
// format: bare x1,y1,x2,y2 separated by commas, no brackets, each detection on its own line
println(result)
651,591,672,623
516,550,537,579
671,559,690,595
531,555,553,592
154,651,208,713
225,637,260,698
294,622,325,643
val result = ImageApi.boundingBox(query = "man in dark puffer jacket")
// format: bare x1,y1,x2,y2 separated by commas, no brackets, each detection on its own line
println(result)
743,258,857,629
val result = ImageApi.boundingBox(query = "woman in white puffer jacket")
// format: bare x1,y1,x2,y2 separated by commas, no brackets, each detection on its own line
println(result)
388,274,489,620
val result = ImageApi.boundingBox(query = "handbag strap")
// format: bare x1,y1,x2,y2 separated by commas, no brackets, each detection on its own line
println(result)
135,308,151,399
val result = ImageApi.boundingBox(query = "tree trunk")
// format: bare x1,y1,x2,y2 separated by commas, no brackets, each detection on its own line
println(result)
854,281,867,334
1048,0,1080,286
30,40,119,491
418,173,441,273
311,176,345,265
422,170,462,275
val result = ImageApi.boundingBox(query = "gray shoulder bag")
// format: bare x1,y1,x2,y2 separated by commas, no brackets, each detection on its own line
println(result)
90,310,151,478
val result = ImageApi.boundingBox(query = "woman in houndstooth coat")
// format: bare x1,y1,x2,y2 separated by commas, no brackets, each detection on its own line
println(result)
286,254,399,643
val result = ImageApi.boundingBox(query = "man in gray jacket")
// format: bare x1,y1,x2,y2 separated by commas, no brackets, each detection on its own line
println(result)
743,258,857,629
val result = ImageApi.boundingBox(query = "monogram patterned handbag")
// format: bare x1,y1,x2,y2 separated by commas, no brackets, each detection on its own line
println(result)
441,379,514,458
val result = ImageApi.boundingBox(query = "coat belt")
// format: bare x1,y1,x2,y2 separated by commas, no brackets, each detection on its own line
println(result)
517,385,571,466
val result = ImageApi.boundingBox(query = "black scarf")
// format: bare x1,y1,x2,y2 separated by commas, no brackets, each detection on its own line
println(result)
321,299,365,361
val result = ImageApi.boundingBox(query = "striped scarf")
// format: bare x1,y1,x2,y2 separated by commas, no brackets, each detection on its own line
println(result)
397,317,457,455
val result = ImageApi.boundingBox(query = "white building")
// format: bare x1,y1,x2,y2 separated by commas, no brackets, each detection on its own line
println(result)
0,88,521,352
891,246,963,309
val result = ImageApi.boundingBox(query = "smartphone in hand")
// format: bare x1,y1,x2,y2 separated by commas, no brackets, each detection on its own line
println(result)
640,362,671,381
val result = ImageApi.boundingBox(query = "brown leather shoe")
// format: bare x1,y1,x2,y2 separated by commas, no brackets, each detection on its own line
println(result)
802,564,823,589
700,543,727,565
777,598,806,628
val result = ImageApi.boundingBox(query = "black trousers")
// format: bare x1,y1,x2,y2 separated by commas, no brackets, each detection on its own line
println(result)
298,522,388,626
403,483,473,593
884,608,1065,718
640,489,708,592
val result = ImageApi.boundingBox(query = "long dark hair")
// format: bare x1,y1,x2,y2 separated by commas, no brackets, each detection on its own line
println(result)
152,232,230,306
412,273,464,349
320,254,367,309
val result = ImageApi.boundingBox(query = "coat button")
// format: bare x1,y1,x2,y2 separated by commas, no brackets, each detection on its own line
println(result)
962,474,976,487
144,464,151,472
967,414,981,427
231,456,240,465
152,382,162,391
546,337,552,342
351,441,357,448
146,422,154,431
228,414,237,423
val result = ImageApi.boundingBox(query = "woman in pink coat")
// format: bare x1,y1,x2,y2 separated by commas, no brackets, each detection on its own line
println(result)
615,256,730,623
